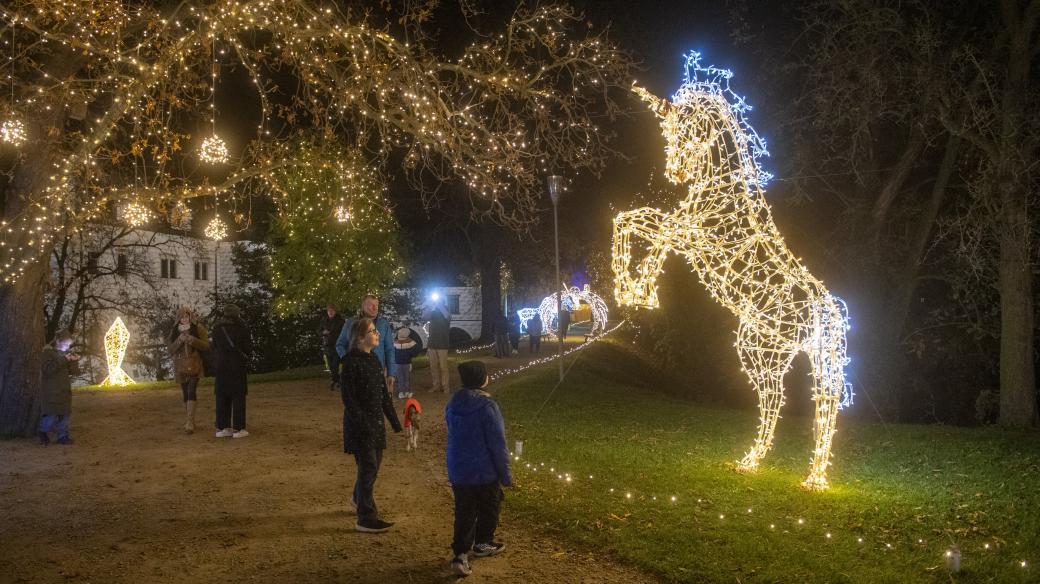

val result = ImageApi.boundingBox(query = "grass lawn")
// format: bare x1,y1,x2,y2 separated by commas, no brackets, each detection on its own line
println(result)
495,340,1040,583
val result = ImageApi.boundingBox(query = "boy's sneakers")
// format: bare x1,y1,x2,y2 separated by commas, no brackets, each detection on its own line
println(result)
355,519,393,533
472,541,505,557
38,432,50,445
232,429,250,439
450,555,472,577
215,428,234,438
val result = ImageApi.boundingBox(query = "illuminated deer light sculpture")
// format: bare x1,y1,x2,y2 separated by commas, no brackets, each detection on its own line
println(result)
612,53,851,490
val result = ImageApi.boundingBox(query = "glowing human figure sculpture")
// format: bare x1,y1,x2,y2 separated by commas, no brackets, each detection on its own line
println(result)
101,317,134,386
612,53,851,490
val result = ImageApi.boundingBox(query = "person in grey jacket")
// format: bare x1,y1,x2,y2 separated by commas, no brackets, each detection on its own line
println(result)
38,330,79,445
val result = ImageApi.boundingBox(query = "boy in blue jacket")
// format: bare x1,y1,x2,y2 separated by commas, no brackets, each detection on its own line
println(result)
445,360,511,577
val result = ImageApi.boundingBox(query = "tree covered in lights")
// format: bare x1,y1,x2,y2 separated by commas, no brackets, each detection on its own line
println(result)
0,0,632,436
266,141,402,316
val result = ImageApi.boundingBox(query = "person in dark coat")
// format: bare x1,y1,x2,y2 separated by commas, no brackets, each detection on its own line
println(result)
507,312,521,353
492,313,511,358
210,304,252,439
38,330,79,445
341,317,403,533
445,360,511,576
527,313,543,354
319,304,345,390
558,307,571,341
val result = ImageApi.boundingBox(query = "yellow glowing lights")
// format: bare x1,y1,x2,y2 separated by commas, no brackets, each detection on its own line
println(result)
204,216,228,240
121,201,153,227
199,134,229,164
334,205,352,224
613,52,852,490
101,317,133,387
0,117,26,146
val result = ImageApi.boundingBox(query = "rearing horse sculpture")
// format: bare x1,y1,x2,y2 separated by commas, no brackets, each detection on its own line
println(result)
612,53,851,490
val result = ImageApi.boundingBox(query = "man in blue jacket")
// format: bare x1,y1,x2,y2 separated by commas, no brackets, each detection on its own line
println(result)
445,360,511,577
337,294,396,395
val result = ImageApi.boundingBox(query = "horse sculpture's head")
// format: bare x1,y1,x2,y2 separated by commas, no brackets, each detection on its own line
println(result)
633,52,771,189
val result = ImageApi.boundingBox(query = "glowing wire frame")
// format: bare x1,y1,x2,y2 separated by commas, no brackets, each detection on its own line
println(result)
613,52,851,490
101,317,133,386
521,284,609,338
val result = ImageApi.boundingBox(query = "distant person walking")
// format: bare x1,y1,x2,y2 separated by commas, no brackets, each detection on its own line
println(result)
393,327,421,399
446,360,511,576
168,306,210,434
341,317,403,533
527,313,542,355
319,304,345,390
337,294,397,396
38,330,79,445
508,312,521,354
557,307,571,342
493,313,511,358
422,296,451,393
210,304,252,439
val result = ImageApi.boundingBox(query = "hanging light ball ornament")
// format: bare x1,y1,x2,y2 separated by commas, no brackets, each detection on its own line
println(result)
205,216,229,240
199,134,229,164
335,205,352,223
121,201,153,227
0,117,27,146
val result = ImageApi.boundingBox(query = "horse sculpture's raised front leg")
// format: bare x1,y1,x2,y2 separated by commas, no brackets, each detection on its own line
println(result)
613,208,674,308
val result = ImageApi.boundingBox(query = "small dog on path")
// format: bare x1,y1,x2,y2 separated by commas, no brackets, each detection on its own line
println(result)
403,397,422,451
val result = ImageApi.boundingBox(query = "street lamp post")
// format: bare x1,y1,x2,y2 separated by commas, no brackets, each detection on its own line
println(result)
547,175,566,382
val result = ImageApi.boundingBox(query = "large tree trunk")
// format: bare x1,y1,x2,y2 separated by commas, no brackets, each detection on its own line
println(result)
476,223,502,342
0,95,67,437
997,182,1037,427
0,259,47,437
995,3,1037,427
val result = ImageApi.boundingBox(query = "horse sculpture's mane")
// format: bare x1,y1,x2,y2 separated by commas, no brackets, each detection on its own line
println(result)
665,51,773,188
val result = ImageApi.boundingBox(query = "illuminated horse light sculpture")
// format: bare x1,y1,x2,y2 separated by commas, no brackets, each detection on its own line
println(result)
613,53,851,490
519,284,610,337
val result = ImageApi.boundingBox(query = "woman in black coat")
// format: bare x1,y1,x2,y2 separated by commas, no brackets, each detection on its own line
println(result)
210,304,252,439
341,317,403,533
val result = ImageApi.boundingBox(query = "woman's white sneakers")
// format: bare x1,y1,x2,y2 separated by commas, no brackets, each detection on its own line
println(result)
215,428,234,438
232,429,250,438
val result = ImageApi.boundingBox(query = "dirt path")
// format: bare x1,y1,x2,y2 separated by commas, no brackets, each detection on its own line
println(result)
0,337,657,584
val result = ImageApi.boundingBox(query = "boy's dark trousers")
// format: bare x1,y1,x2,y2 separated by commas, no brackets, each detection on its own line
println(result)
451,482,503,556
215,391,246,430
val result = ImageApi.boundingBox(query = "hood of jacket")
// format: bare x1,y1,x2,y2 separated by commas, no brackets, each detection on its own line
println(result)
446,388,492,417
394,339,416,350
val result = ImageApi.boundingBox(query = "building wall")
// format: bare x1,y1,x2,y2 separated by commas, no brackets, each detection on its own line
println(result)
51,226,244,384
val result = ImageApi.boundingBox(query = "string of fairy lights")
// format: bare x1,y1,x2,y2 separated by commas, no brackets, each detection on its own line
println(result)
0,1,631,284
612,52,851,491
484,323,1028,577
508,453,1031,575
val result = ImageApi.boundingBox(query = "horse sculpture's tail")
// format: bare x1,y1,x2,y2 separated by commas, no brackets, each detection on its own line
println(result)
801,293,852,490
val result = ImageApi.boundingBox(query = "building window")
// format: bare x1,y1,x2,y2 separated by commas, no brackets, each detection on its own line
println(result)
447,294,461,315
86,252,101,275
194,260,209,281
116,253,127,276
160,256,177,279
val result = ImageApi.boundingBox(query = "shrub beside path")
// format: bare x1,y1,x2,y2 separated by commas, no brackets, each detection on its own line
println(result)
0,336,657,583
